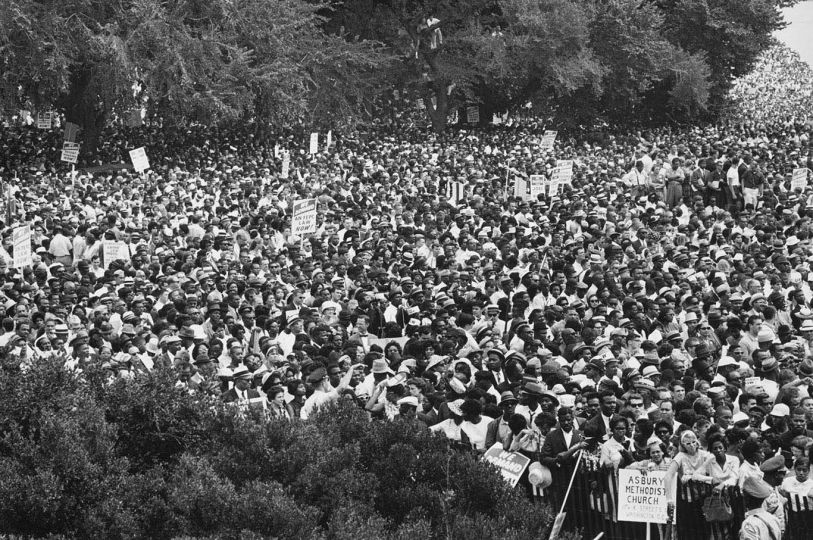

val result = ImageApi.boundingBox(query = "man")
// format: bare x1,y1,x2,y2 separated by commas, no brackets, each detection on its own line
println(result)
759,455,787,533
540,407,586,473
300,362,363,420
221,366,261,403
739,476,782,540
582,390,616,441
485,390,518,449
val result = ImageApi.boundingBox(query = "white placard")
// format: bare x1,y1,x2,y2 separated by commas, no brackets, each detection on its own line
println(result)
466,106,480,124
129,147,150,172
291,198,317,235
540,130,557,150
309,132,318,155
281,152,290,179
326,130,333,149
552,159,574,185
36,112,53,130
13,225,32,269
102,240,131,269
617,469,669,524
792,168,809,191
61,142,80,164
529,175,546,198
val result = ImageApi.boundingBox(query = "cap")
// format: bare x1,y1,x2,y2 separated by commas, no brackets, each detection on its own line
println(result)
769,403,790,417
397,396,419,408
759,455,788,474
742,476,773,499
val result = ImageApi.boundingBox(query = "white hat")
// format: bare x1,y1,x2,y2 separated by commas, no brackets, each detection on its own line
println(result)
397,396,419,408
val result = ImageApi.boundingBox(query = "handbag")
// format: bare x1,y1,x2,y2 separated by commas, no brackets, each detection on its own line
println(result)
702,490,732,522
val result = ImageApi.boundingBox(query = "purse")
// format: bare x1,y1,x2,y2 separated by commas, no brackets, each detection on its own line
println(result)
702,490,732,522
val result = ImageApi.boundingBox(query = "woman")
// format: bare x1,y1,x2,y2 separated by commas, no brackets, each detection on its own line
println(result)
665,430,715,508
459,398,490,451
628,441,673,472
600,416,635,470
708,433,740,487
267,385,294,420
430,399,465,444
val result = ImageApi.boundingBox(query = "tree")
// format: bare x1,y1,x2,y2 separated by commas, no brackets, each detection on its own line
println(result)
0,353,578,539
0,0,390,149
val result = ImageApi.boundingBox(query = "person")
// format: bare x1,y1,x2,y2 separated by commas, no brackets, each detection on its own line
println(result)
707,433,740,487
599,416,634,470
540,406,586,472
266,385,294,419
665,430,715,509
485,390,518,449
221,366,261,404
780,457,813,507
300,363,364,420
739,476,782,540
627,441,672,472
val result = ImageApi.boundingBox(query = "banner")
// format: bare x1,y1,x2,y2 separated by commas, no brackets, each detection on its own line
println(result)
466,106,480,124
791,168,809,191
63,122,79,143
513,177,529,199
61,142,80,164
129,147,150,172
12,225,32,269
309,132,319,155
540,130,557,151
483,443,531,487
291,198,317,236
36,112,53,130
616,469,669,524
281,152,290,179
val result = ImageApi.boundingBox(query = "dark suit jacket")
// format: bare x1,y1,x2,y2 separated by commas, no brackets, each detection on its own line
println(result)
540,427,584,468
221,388,261,403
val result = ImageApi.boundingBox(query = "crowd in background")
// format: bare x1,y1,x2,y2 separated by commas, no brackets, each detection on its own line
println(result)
2,44,813,538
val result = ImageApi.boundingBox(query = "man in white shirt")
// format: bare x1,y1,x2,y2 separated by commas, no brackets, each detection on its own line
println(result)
300,362,364,420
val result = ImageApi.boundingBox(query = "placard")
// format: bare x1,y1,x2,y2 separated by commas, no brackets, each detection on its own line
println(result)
309,132,318,155
61,142,80,164
744,376,762,389
127,109,143,128
36,112,53,130
291,198,317,235
63,122,79,143
483,443,531,487
281,152,290,179
791,168,809,191
513,177,530,200
529,175,546,198
129,147,150,172
12,225,32,269
466,106,480,124
552,159,574,185
617,469,669,524
102,240,131,269
326,130,333,149
540,130,557,151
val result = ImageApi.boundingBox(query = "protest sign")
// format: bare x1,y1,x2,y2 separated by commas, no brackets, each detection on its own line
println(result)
291,198,317,235
483,443,531,487
36,112,53,130
281,152,290,179
326,130,333,149
102,240,131,269
553,160,574,184
12,225,31,269
309,132,319,155
529,175,546,199
129,147,150,172
466,106,480,124
63,122,79,143
744,376,762,389
617,469,669,524
61,142,80,164
540,130,557,151
792,168,809,191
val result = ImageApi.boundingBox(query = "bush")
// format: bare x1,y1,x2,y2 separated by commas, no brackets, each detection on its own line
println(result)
0,359,562,538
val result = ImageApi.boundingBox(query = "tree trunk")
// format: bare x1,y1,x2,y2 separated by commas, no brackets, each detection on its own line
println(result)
58,66,107,155
424,88,447,134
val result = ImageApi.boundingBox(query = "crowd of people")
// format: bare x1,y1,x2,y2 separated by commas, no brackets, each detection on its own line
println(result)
2,43,813,538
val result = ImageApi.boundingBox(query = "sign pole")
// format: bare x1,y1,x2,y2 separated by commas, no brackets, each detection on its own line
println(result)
549,450,583,540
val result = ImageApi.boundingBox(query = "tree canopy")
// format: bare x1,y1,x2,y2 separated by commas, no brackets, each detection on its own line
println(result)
0,0,796,138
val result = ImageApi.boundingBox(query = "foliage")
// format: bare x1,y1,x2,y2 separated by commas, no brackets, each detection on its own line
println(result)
0,354,561,539
0,0,390,146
